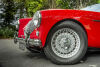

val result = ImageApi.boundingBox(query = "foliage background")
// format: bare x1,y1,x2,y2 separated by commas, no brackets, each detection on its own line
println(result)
0,0,100,38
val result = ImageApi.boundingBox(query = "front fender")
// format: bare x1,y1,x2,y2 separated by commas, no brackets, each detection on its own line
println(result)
38,10,94,47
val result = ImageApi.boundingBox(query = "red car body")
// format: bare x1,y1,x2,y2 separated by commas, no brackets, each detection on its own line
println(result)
18,9,100,48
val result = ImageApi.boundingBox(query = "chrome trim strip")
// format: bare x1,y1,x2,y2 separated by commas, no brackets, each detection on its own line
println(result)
93,20,100,22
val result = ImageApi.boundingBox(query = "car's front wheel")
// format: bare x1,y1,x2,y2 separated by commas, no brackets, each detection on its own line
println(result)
44,21,87,65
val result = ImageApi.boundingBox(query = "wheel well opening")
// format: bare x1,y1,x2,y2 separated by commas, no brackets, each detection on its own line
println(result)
44,19,88,47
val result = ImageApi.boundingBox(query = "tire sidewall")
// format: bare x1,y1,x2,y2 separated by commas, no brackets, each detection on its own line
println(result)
44,21,87,64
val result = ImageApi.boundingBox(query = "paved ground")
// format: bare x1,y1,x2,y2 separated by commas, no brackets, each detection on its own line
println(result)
0,39,100,67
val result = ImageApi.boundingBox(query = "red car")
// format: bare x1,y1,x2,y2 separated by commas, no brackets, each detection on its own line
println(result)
14,4,100,64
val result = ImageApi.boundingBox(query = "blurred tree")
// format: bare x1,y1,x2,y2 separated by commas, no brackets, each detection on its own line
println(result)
47,0,56,8
13,0,25,18
98,0,100,3
25,0,49,17
1,0,16,27
14,0,49,17
56,0,98,9
25,0,43,17
0,1,5,25
13,0,99,18
56,0,72,9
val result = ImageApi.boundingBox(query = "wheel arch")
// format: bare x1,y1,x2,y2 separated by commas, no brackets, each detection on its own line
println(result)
44,18,88,47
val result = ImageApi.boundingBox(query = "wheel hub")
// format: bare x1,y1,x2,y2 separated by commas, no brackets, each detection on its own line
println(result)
59,38,71,50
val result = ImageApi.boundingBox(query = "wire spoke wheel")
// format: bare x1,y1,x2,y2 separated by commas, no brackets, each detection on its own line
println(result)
51,28,80,58
44,21,87,64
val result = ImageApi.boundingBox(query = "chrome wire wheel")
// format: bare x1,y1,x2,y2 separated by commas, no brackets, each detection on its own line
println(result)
44,21,87,64
51,28,80,58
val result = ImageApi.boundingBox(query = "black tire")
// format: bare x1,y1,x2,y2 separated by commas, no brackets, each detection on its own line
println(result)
44,21,88,65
